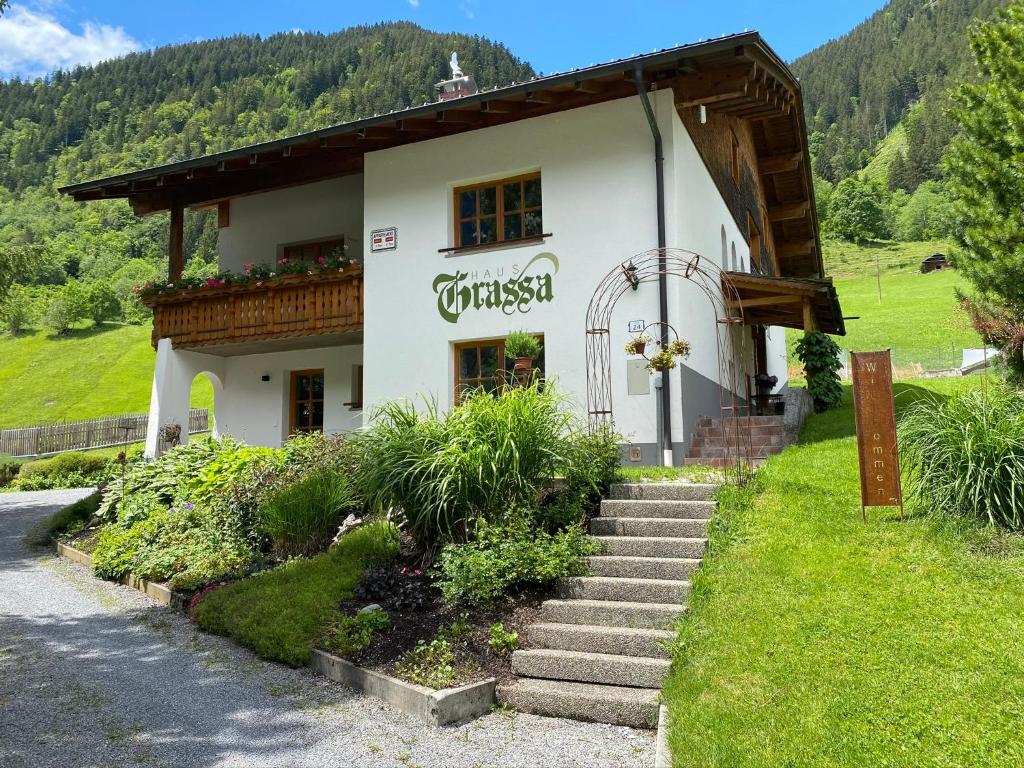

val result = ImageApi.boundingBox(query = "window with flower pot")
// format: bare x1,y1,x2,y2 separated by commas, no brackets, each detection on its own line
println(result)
454,173,543,249
290,369,325,434
279,235,346,264
454,335,545,399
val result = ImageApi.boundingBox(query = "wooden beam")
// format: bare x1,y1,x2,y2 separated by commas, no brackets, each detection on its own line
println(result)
217,200,230,229
574,80,604,94
436,108,481,124
777,239,816,258
169,203,184,281
726,294,804,310
524,91,552,104
802,298,817,332
759,152,803,176
768,201,810,223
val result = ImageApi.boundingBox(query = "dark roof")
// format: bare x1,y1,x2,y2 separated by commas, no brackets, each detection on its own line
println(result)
59,31,825,281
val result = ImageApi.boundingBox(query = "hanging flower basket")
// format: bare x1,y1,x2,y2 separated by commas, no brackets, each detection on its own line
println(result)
624,335,652,356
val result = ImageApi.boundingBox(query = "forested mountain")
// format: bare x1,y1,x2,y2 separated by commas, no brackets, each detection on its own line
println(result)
792,0,1009,187
0,23,532,296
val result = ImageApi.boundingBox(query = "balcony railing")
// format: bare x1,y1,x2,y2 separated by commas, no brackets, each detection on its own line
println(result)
142,268,363,350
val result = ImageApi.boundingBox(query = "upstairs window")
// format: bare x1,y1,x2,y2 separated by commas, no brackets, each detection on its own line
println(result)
454,173,543,248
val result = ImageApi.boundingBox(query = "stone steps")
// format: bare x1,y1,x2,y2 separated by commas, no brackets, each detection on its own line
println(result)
599,498,716,519
687,414,790,466
557,576,691,604
540,598,684,630
586,555,701,580
511,648,671,689
504,481,715,729
496,678,661,729
590,516,708,538
608,482,717,501
593,535,706,559
527,622,674,658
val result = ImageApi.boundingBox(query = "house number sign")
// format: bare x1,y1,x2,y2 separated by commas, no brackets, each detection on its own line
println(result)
432,253,559,324
851,350,903,520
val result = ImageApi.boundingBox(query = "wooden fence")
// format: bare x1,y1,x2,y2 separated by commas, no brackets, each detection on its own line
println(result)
0,409,209,458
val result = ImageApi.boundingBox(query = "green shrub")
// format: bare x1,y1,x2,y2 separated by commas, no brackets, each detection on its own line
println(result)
899,388,1024,530
435,518,598,606
193,522,399,667
795,331,844,412
13,451,112,490
487,622,519,655
360,382,575,552
26,491,101,547
92,437,271,589
260,467,356,558
394,638,460,689
0,455,24,487
321,608,389,657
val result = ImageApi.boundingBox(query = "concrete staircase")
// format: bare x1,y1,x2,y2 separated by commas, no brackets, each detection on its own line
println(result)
497,481,716,729
684,414,788,468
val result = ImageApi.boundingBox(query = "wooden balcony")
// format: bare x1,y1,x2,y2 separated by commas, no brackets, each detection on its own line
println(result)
142,268,363,352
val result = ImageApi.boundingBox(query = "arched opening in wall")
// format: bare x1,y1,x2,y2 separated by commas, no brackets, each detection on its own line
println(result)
740,256,746,273
189,371,222,440
730,242,737,271
720,226,727,267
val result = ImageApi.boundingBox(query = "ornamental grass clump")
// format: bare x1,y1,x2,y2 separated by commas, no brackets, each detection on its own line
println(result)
899,387,1024,530
260,467,357,558
359,381,574,552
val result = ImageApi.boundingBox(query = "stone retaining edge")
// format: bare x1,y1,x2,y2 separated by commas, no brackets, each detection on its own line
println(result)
309,649,496,726
54,541,189,611
654,704,671,768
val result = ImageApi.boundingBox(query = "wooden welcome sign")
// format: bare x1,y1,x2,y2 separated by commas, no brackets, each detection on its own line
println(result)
850,351,903,520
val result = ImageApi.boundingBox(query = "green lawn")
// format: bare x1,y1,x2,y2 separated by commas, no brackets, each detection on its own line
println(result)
663,377,1024,767
0,323,212,428
788,240,983,373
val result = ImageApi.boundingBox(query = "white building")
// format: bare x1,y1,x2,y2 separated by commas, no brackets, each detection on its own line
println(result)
62,33,844,466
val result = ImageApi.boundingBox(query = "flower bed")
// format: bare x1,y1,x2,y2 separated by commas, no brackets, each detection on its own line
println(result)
135,250,361,300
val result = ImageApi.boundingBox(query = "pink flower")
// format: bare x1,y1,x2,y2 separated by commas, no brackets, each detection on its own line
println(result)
316,255,325,264
243,262,255,273
277,257,289,265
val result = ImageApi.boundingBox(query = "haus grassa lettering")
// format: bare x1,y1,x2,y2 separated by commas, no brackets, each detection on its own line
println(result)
432,253,559,324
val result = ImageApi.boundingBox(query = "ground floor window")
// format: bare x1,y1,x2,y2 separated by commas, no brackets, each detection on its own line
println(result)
290,369,324,433
454,336,544,399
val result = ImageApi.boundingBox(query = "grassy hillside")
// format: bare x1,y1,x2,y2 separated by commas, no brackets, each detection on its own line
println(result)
0,324,212,428
664,377,1024,767
786,239,983,374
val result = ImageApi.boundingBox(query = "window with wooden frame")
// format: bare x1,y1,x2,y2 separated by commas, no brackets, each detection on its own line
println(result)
454,173,542,249
280,236,345,264
289,369,325,434
454,336,545,399
344,365,363,410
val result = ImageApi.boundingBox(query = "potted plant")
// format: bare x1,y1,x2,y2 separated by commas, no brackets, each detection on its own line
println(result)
505,330,542,371
624,334,651,356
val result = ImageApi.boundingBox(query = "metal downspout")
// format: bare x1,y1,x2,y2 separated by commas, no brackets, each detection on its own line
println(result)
635,66,673,467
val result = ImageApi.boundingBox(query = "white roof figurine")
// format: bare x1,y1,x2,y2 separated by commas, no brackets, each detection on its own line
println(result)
450,52,464,79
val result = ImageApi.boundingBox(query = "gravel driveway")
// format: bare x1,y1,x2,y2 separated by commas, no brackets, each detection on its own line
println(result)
0,489,655,768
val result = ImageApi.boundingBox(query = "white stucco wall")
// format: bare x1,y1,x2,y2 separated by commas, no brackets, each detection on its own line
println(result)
361,89,738,451
217,175,364,273
215,345,364,446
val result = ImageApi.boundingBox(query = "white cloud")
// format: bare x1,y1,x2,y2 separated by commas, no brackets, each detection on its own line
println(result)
459,0,476,19
408,0,420,7
0,6,140,79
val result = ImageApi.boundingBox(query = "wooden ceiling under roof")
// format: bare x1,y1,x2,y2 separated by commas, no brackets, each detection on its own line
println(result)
60,32,824,281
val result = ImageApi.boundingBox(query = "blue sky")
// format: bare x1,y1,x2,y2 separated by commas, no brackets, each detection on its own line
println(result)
0,0,886,80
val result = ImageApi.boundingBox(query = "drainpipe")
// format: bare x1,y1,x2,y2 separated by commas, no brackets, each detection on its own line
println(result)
634,65,673,467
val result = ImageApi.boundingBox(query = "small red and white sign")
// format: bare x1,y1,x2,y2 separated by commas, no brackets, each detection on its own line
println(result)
370,227,397,252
